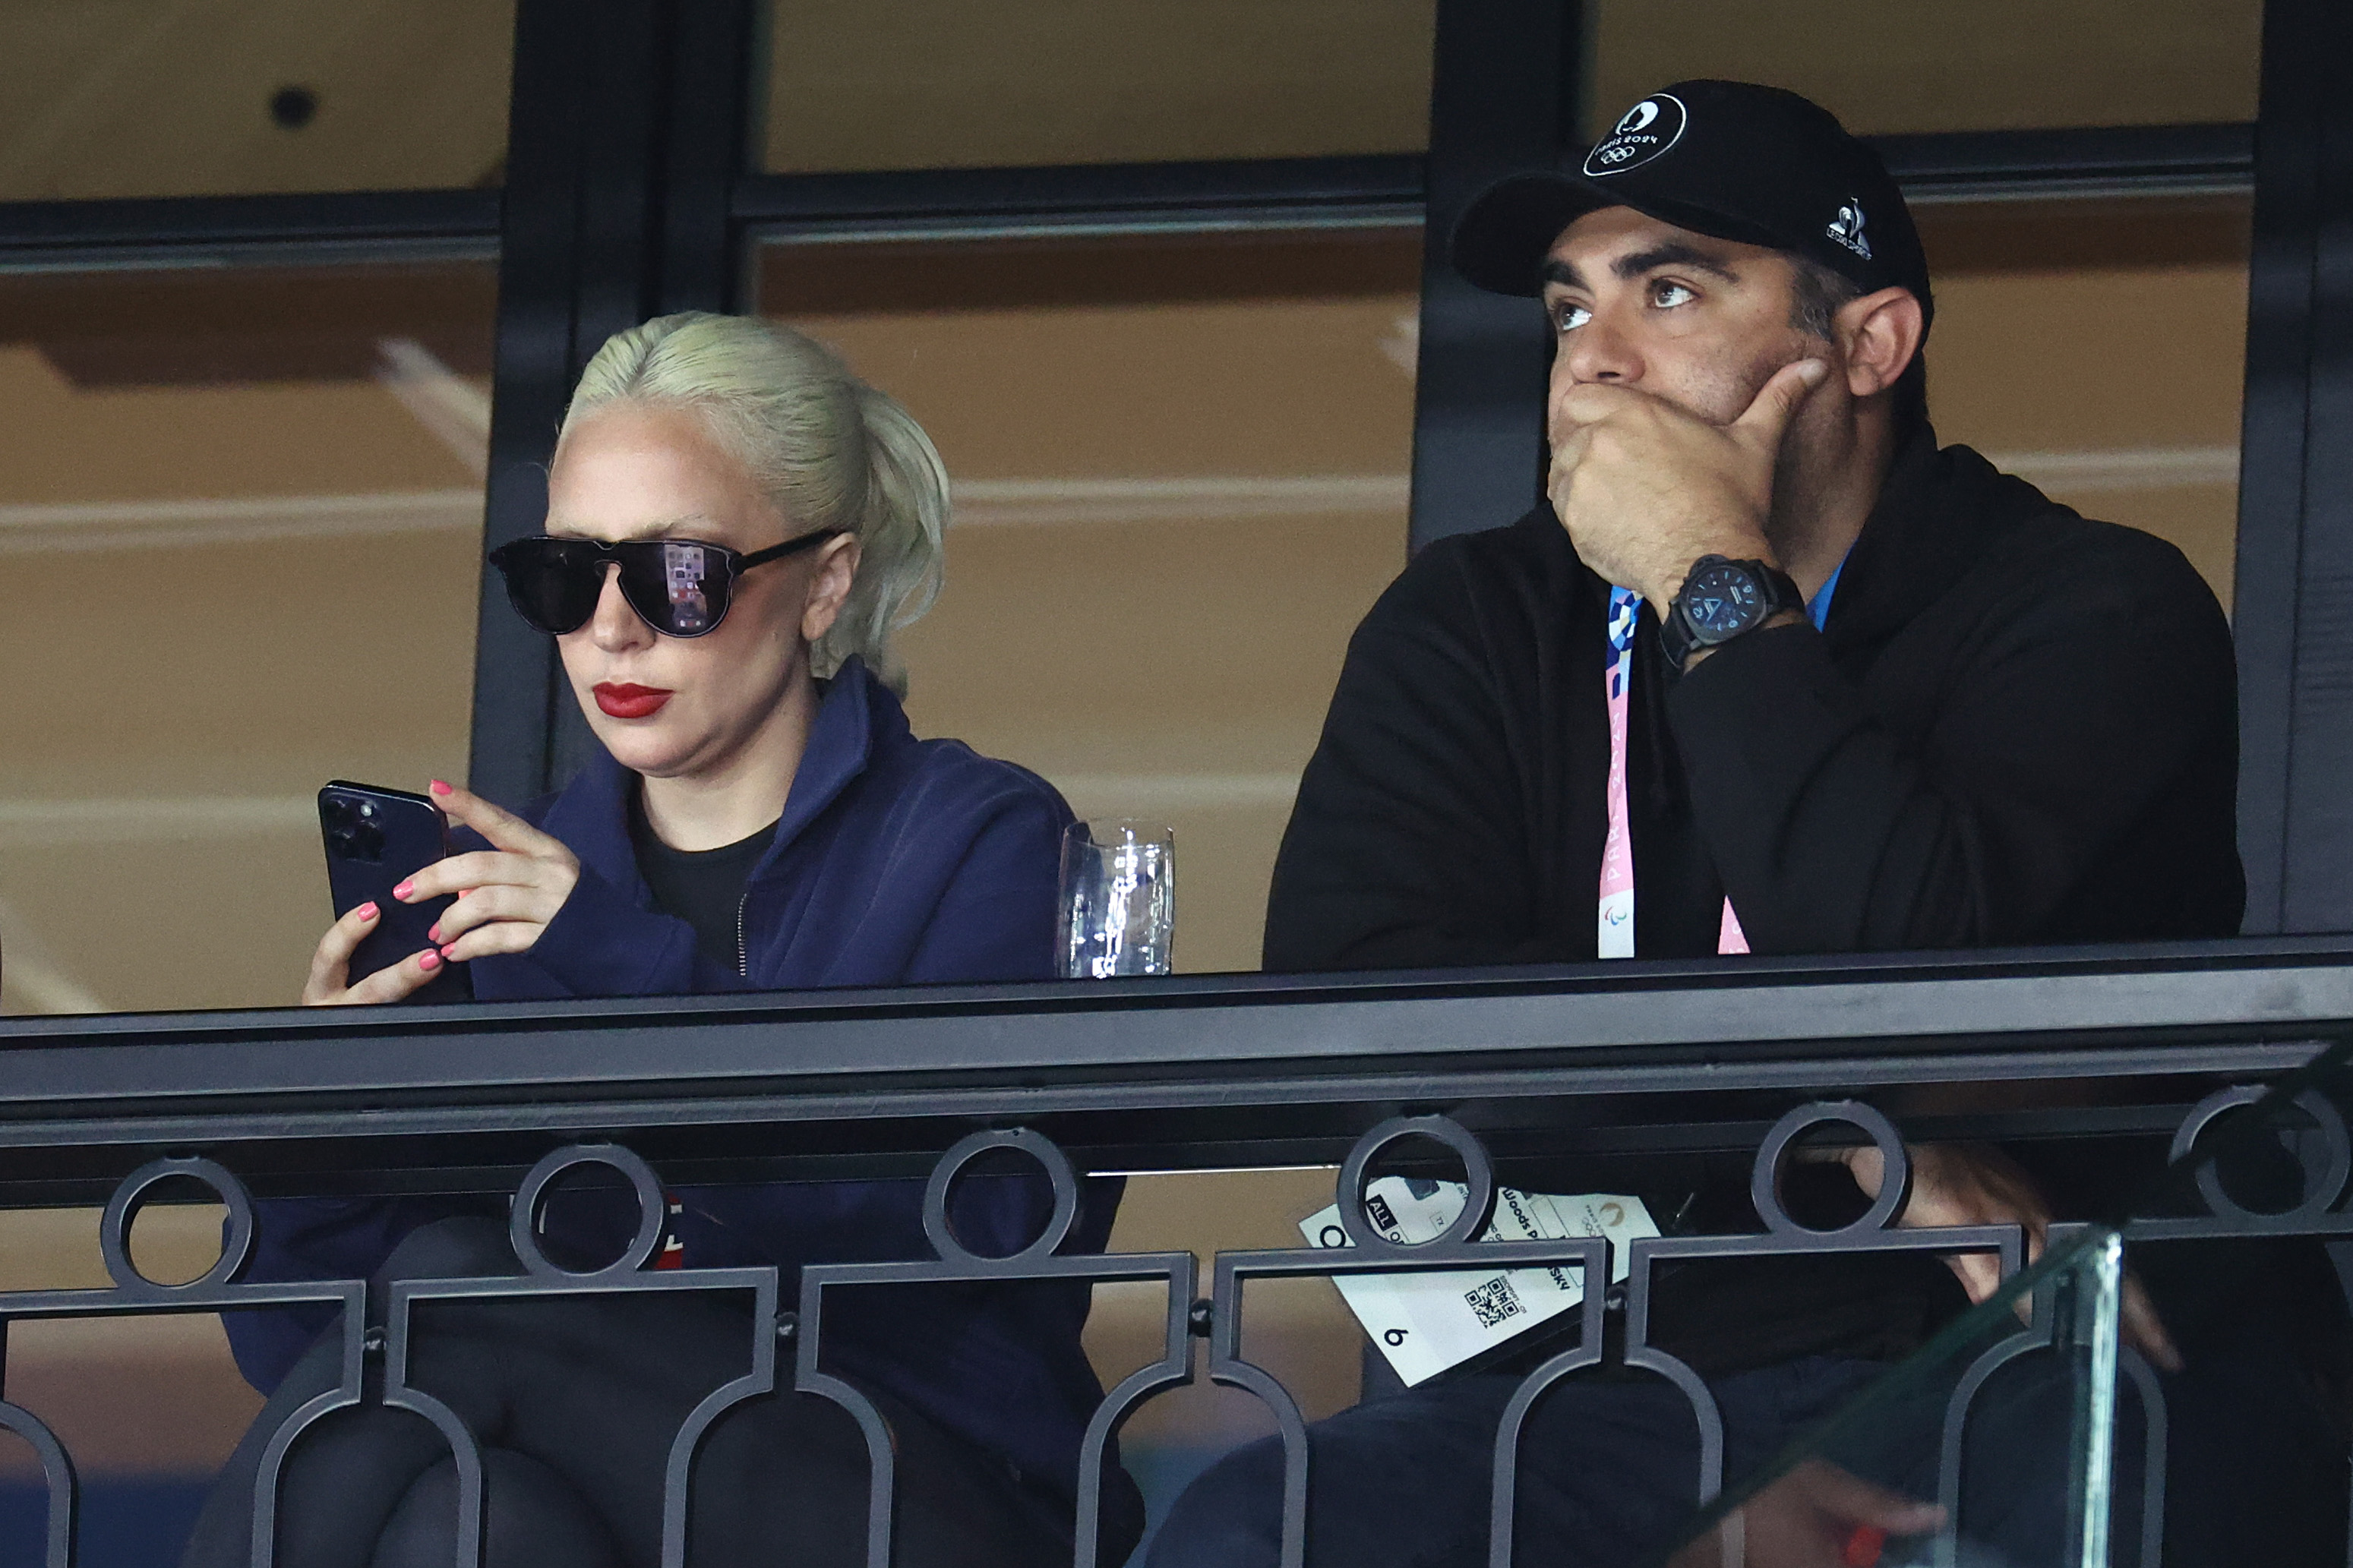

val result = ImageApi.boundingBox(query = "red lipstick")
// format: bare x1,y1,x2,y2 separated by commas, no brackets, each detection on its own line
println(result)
594,683,672,719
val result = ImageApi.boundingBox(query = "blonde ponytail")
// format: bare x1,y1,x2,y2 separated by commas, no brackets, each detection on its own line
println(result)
561,311,949,692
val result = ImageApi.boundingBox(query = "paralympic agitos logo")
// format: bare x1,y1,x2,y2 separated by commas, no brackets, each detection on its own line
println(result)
1584,94,1688,177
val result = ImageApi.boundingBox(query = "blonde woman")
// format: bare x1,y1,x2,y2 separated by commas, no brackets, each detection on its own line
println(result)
188,315,1132,1567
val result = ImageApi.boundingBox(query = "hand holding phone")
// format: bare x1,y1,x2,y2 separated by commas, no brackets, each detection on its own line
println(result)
307,779,582,1007
311,781,469,1005
401,780,582,960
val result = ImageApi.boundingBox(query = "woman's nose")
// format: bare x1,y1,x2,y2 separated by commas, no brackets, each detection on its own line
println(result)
586,563,649,650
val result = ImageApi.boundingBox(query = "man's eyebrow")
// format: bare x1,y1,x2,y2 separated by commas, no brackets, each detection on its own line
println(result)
1612,242,1740,283
1539,257,1587,292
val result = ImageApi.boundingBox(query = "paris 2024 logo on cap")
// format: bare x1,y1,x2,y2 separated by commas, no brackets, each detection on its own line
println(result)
1584,94,1688,177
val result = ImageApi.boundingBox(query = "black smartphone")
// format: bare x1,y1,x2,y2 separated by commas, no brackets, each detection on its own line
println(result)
317,781,472,1002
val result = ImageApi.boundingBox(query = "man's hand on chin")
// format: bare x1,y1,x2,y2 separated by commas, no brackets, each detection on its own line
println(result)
1546,357,1826,607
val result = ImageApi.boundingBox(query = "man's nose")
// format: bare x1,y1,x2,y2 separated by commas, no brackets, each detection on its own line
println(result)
1562,310,1643,386
586,563,649,651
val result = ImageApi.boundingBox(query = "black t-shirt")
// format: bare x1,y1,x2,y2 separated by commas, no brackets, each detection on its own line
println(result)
627,793,779,971
1265,428,2244,1372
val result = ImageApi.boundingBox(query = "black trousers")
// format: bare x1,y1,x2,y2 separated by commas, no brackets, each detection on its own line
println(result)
182,1218,1089,1568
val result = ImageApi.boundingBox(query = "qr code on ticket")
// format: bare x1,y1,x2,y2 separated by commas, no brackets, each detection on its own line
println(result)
1462,1275,1524,1330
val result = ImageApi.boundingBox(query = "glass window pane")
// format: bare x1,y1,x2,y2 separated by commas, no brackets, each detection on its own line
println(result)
1918,196,2248,610
754,0,1437,174
1588,0,2261,138
0,262,494,1015
753,229,1420,970
0,1,515,200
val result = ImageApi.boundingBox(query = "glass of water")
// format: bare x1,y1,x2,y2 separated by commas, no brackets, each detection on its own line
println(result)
1058,819,1175,978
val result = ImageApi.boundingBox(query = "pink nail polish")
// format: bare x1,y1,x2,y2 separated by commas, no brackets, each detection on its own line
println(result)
427,923,441,943
356,902,379,921
418,949,442,972
393,879,414,901
429,779,453,797
441,945,460,960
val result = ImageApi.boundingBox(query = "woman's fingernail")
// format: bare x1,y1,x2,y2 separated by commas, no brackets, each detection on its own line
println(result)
441,945,460,960
427,923,441,943
393,879,414,901
356,902,379,922
429,779,454,797
418,949,442,972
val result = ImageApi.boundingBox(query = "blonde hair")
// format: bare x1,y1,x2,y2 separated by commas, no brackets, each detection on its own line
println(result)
561,311,948,691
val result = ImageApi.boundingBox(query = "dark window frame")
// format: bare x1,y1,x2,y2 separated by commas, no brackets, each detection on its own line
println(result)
0,0,2330,948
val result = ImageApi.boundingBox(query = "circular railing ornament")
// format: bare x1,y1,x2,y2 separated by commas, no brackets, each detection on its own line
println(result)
1331,1114,1497,1254
921,1128,1081,1266
2170,1085,2351,1225
1751,1101,1910,1238
509,1143,670,1280
99,1154,256,1293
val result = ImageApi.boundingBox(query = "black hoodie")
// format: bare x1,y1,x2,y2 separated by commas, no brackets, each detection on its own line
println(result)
1268,427,2241,969
1265,427,2243,1371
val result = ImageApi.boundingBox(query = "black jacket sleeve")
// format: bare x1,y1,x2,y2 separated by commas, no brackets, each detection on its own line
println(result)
1264,538,1594,971
1669,525,2243,951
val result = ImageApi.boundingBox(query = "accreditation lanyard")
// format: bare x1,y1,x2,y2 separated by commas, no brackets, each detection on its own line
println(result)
1598,562,1843,960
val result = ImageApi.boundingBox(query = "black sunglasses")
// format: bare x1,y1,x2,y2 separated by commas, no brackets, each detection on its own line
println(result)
488,530,841,639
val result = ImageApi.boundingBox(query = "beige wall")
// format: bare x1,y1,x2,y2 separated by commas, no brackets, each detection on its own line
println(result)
1588,0,2260,137
757,0,1437,172
0,0,512,200
1919,198,2249,607
0,265,490,1016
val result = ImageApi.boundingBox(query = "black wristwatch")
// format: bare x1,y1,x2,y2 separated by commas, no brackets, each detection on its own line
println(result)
1659,555,1805,668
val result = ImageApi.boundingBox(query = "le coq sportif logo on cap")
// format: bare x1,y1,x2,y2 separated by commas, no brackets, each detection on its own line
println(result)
1584,93,1688,177
1826,197,1872,260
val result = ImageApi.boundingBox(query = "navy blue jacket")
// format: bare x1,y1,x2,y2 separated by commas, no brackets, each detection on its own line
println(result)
229,660,1120,1504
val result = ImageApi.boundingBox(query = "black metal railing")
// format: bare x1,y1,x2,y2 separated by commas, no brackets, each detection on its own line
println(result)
5,939,2353,1565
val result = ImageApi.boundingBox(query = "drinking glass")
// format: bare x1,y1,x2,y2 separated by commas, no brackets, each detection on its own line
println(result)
1058,819,1175,978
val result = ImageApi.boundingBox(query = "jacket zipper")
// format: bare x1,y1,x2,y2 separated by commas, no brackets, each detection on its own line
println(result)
735,891,750,979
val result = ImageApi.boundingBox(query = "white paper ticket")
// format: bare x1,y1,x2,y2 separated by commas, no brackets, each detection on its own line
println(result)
1299,1178,1659,1387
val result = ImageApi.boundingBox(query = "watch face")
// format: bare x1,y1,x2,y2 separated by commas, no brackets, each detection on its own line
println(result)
1683,563,1764,641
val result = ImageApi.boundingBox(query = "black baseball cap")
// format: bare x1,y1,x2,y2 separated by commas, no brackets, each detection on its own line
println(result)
1450,80,1933,332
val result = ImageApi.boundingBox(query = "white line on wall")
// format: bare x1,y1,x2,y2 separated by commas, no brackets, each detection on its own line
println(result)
0,448,2241,556
1982,446,2240,492
374,338,492,478
951,475,1413,525
0,491,482,554
1048,772,1303,812
0,894,107,1015
0,796,313,847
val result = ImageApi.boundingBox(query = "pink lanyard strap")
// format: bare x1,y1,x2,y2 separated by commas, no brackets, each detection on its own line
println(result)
1601,587,1748,958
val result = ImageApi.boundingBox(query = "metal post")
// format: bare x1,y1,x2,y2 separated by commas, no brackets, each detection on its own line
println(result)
2233,0,2353,932
466,0,753,806
1407,0,1581,552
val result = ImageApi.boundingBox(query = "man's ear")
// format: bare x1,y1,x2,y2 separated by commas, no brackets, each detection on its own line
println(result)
1836,286,1925,400
800,534,863,645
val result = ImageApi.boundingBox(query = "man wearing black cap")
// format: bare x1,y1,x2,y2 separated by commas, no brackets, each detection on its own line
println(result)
1141,82,2307,1568
1267,77,2238,971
